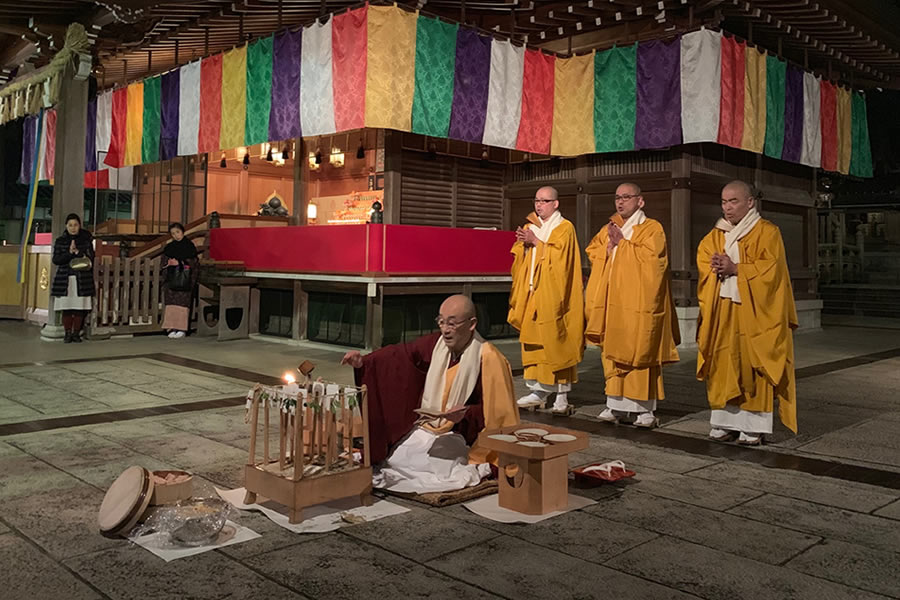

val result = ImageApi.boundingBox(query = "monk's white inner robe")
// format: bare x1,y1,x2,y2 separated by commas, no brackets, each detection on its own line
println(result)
373,428,490,494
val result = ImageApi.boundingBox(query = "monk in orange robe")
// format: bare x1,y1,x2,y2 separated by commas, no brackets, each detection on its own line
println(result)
696,180,798,445
584,183,680,428
342,295,518,493
508,186,584,414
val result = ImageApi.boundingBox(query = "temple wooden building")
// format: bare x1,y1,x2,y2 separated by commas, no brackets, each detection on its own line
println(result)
0,0,896,347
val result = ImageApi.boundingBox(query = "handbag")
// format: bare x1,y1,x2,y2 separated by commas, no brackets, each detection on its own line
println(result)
167,264,193,292
70,256,92,271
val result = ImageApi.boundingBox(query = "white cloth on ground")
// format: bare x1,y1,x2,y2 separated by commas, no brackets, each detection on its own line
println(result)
373,428,491,494
710,404,774,434
55,275,92,310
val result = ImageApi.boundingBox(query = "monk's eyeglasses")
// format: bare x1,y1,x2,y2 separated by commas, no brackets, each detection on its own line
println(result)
614,194,640,201
534,198,555,204
435,317,475,330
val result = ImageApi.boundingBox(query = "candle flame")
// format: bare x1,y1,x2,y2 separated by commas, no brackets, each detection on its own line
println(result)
283,373,296,384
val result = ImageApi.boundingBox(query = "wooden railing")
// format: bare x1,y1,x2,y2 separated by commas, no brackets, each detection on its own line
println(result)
91,257,164,334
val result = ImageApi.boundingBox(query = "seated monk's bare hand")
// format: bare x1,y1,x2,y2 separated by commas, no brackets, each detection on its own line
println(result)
341,350,364,369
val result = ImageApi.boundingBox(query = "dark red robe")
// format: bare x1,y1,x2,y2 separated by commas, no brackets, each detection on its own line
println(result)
354,332,486,465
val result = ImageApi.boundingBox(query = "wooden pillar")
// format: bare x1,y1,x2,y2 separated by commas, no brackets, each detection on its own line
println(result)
291,137,307,226
291,280,308,340
383,130,402,225
574,155,591,253
669,151,692,306
807,169,818,297
364,284,383,350
44,58,89,338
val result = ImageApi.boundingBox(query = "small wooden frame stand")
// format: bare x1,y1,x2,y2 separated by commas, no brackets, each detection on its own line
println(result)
242,381,373,523
476,422,588,515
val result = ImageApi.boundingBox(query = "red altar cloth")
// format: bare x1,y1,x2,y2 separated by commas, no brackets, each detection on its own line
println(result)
208,224,516,275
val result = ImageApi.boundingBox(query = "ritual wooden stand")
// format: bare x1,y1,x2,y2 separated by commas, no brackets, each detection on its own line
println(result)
476,422,588,515
242,371,373,524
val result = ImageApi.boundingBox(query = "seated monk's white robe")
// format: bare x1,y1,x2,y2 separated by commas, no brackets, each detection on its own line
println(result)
373,333,518,494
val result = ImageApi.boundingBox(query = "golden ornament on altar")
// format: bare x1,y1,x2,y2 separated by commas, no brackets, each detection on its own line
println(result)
39,267,49,290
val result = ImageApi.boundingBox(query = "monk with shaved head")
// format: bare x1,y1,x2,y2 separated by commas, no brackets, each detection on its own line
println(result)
584,183,680,428
342,294,518,493
696,180,799,445
508,185,584,414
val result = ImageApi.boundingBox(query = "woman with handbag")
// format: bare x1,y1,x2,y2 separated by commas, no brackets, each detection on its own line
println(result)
51,213,95,343
161,222,199,339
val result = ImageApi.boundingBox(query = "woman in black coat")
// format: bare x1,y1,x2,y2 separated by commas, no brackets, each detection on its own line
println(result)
51,213,95,343
161,222,199,338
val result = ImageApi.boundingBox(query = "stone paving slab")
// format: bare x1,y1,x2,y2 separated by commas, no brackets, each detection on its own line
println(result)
873,499,900,520
687,461,900,513
616,465,764,511
585,490,820,565
65,546,307,600
341,505,501,563
246,533,502,600
585,436,724,474
606,535,890,600
119,432,249,472
729,494,900,554
0,453,87,501
0,533,103,600
0,398,44,423
1,484,126,560
787,539,900,599
426,534,695,600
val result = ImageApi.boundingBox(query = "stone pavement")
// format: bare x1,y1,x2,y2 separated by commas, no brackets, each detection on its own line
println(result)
0,321,899,600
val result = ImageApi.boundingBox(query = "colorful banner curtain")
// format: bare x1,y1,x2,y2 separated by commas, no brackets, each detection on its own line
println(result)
85,97,97,172
221,46,248,151
763,55,786,159
717,35,745,148
178,61,201,156
104,88,127,168
198,54,223,153
800,72,822,168
849,92,873,178
141,76,161,164
300,17,336,137
635,38,681,150
819,80,838,172
332,6,367,131
17,109,44,282
836,86,852,174
482,39,523,150
680,29,721,144
269,29,302,141
245,36,273,146
593,45,637,153
740,47,766,153
551,53,594,157
72,4,874,177
365,5,417,131
124,82,144,166
40,109,56,182
781,65,804,163
160,70,180,160
516,49,554,154
449,29,491,143
411,15,458,138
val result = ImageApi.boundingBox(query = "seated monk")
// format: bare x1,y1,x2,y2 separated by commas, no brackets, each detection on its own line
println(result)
341,294,519,494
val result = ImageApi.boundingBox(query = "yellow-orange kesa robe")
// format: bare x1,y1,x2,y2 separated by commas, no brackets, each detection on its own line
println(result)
696,219,799,433
508,213,585,386
584,215,680,401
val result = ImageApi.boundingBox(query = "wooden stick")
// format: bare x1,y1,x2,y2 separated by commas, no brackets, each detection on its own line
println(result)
263,398,270,465
246,389,260,466
342,388,351,466
278,411,286,471
293,393,304,481
361,385,371,467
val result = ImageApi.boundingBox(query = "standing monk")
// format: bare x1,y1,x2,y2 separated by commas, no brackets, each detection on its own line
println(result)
584,183,680,428
508,186,584,414
697,180,798,445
